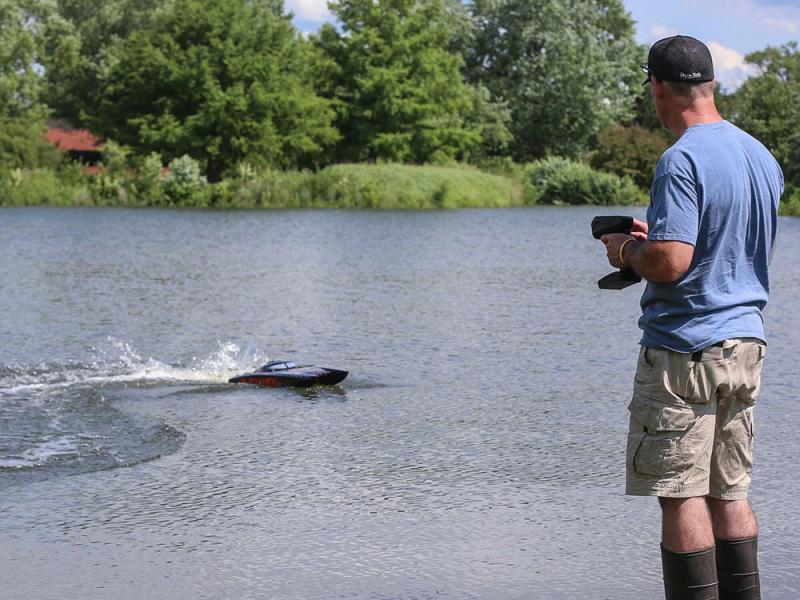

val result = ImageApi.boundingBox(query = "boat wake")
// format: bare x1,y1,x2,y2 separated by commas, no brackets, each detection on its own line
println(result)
0,339,269,396
0,339,269,486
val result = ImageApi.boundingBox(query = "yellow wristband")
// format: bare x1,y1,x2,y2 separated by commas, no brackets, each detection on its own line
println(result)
619,238,633,267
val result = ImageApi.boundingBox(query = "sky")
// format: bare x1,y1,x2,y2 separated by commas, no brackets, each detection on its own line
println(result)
286,0,800,90
625,0,800,89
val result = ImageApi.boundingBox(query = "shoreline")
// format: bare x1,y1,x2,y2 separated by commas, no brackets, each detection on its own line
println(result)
0,161,643,210
3,161,796,214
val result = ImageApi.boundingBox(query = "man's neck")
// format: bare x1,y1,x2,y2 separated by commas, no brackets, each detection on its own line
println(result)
669,101,723,137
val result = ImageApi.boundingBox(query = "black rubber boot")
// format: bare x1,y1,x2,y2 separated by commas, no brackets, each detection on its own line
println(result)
716,537,760,600
661,545,719,599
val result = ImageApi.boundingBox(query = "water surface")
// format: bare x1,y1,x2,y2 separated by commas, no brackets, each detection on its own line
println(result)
1,207,798,599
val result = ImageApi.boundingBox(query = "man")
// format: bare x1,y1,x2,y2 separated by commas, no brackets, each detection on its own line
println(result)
600,36,783,600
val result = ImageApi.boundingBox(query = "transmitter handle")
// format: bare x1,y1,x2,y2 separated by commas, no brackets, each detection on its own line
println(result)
591,216,642,290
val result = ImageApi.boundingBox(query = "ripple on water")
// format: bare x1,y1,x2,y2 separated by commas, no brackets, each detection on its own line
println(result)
1,208,799,599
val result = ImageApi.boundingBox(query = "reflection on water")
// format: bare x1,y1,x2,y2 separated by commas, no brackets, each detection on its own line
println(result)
1,207,799,599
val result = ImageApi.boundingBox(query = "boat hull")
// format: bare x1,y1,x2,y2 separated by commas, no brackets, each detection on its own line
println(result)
229,367,348,388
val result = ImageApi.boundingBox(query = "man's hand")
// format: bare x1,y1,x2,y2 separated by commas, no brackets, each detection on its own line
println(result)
631,218,649,241
599,232,695,283
600,233,636,268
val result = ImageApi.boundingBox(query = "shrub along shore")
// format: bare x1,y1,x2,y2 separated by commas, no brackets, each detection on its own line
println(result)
3,159,799,214
1,159,648,210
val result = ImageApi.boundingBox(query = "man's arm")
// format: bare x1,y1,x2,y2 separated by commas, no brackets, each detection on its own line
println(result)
601,233,694,283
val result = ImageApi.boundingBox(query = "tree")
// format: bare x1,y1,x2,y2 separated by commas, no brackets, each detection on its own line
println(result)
745,42,800,83
315,0,492,163
590,124,667,190
40,0,165,125
465,0,641,161
0,0,51,119
90,0,338,180
0,118,63,169
442,0,513,160
725,42,800,185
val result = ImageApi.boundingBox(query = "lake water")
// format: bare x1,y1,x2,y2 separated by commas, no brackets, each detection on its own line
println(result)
1,206,798,599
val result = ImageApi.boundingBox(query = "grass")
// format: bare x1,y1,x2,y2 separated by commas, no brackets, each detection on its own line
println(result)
9,161,795,214
2,163,524,210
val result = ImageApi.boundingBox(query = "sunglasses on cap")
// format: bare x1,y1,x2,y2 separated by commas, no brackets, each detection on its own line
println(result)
641,63,654,86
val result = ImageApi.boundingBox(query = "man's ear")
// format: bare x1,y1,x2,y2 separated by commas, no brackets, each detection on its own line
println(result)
652,78,666,101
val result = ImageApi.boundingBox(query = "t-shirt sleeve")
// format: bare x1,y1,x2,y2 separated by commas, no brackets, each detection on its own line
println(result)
648,173,699,246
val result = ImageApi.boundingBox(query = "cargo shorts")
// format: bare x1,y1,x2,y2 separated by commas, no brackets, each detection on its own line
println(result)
625,338,766,500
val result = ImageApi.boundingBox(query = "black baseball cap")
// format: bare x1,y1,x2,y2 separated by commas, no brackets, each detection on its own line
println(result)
641,35,714,86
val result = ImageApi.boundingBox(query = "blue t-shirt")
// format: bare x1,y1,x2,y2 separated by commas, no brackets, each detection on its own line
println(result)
639,120,783,352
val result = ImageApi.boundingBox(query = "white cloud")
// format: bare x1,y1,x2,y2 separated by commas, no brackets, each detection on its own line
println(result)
707,41,760,91
286,0,331,22
759,15,800,35
735,0,800,35
757,1,800,34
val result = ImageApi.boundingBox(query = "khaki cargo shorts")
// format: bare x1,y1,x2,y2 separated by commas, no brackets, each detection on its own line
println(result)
626,338,765,500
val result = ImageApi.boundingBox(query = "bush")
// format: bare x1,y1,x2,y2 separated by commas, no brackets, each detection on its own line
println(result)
524,157,644,206
198,167,309,209
99,140,131,176
0,119,63,170
0,168,88,206
85,150,209,207
780,185,800,216
590,124,668,190
470,155,527,182
127,152,165,205
161,155,208,206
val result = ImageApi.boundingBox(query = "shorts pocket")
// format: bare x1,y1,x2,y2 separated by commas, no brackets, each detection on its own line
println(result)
627,394,696,477
732,341,765,406
634,347,662,386
745,343,765,402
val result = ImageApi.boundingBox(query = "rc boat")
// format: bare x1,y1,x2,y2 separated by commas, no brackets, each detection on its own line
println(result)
228,360,348,388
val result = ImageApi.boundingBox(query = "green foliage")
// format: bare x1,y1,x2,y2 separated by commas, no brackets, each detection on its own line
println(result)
215,163,521,209
90,0,338,180
780,185,800,217
6,2,799,215
40,0,164,125
308,163,520,209
471,155,527,182
524,157,644,206
207,168,316,209
0,0,51,119
590,125,668,190
99,139,130,175
89,172,127,205
466,0,640,161
726,74,798,175
314,0,491,163
85,139,132,204
0,168,89,206
0,118,63,169
745,42,800,82
2,162,524,209
631,85,660,131
725,42,800,186
161,155,207,206
128,152,164,204
464,84,513,161
630,82,677,147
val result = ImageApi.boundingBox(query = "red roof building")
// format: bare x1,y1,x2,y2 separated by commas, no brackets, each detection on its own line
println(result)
46,123,103,169
47,128,102,153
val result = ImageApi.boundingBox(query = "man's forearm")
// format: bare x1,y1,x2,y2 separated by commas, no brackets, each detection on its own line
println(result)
623,239,691,284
